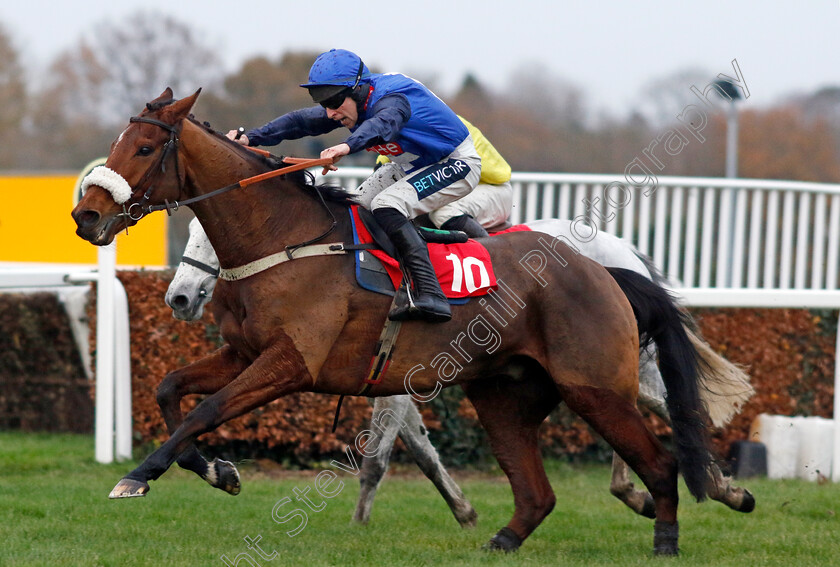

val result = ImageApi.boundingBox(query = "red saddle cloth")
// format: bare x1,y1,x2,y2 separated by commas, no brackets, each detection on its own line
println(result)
351,206,507,299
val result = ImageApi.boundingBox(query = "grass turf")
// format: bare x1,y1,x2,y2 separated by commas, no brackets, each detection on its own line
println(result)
0,431,838,566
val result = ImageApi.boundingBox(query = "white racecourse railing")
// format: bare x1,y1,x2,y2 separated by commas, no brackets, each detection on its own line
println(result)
326,168,840,481
0,244,132,464
327,169,840,291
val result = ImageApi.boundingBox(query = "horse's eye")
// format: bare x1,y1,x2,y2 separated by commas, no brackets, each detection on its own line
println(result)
136,146,154,157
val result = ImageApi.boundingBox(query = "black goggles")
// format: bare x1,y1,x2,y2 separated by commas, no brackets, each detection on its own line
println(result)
319,88,352,110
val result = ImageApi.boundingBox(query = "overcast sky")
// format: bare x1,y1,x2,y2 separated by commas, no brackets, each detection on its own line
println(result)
1,0,837,116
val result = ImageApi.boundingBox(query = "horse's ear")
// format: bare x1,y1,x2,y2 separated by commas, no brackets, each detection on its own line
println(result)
169,88,202,121
150,87,174,105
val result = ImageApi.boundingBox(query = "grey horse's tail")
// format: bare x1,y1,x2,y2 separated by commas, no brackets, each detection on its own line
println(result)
631,250,753,427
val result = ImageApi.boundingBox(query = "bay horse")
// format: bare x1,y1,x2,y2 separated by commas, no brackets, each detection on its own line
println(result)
73,88,716,555
168,218,753,525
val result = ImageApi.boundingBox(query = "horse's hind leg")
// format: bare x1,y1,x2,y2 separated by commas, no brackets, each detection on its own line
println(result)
462,374,560,551
608,346,660,518
560,383,680,555
707,462,756,512
155,345,248,495
637,349,755,514
610,453,656,518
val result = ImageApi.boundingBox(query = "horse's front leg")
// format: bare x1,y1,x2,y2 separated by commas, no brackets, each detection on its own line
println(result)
398,397,477,527
110,338,311,498
155,345,249,495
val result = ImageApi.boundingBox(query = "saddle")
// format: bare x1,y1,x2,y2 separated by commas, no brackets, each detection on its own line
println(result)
356,207,469,256
347,207,528,399
349,206,498,300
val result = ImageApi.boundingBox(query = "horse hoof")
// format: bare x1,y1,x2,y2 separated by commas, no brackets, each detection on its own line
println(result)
481,527,521,552
109,478,149,499
737,489,756,513
210,459,241,495
653,520,679,556
457,507,478,529
641,495,657,519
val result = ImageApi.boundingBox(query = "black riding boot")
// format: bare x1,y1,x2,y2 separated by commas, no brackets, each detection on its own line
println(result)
440,214,489,238
373,208,451,323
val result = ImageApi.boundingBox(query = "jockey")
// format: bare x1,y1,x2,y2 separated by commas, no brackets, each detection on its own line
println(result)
375,115,513,238
227,48,482,324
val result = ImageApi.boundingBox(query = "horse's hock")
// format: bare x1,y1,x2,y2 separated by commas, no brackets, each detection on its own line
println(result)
0,292,92,432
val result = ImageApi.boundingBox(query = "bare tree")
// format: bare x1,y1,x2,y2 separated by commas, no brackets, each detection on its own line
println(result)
503,62,588,130
38,11,222,128
634,67,712,128
198,52,318,132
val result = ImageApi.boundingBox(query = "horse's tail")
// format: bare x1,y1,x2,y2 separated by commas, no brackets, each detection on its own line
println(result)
688,330,754,427
607,267,711,502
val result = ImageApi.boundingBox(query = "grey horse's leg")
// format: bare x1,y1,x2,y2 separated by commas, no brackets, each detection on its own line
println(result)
354,396,477,527
398,397,477,527
617,344,754,516
706,457,756,512
637,345,669,421
354,397,408,525
610,452,656,518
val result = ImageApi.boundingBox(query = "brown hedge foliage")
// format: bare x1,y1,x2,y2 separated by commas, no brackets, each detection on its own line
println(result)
0,292,92,432
102,271,836,466
692,308,836,456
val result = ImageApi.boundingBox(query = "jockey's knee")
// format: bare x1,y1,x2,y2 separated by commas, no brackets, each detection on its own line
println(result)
370,194,411,219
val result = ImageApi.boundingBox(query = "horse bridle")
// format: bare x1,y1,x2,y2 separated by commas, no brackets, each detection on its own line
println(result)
180,255,220,278
180,255,220,299
117,113,342,258
121,115,185,222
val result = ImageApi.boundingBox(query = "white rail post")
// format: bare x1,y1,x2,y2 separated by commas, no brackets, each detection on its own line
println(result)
95,243,116,464
114,279,133,461
93,243,133,464
834,314,840,482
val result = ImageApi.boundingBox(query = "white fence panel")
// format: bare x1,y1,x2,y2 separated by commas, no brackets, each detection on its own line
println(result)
327,168,840,292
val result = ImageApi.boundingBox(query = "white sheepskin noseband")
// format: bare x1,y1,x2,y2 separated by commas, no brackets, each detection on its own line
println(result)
80,166,133,205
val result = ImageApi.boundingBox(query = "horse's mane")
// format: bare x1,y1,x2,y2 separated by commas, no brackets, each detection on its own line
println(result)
186,115,358,205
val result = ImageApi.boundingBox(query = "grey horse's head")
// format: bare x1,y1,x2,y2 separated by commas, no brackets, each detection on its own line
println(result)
165,217,219,321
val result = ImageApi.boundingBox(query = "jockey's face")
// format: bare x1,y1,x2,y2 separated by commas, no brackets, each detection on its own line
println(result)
325,97,358,128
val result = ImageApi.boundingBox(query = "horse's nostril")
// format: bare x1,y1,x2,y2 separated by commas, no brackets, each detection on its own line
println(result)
77,210,101,228
171,295,190,309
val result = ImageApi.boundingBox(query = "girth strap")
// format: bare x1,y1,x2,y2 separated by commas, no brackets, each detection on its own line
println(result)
358,289,405,396
333,290,405,432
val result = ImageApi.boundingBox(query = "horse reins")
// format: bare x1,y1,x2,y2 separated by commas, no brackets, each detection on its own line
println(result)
117,115,344,261
119,114,388,421
120,115,336,222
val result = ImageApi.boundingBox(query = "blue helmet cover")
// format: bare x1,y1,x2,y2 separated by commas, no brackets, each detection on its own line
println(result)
300,49,371,88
